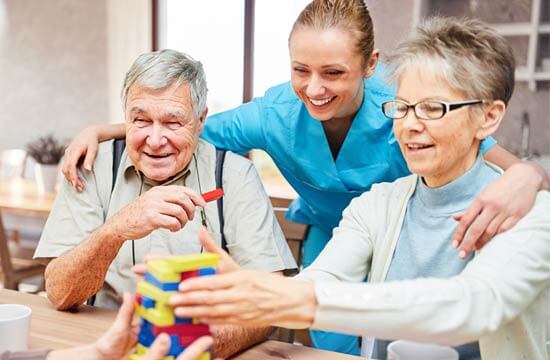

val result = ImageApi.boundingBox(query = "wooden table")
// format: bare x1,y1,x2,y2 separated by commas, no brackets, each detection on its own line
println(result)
0,178,55,218
0,289,362,359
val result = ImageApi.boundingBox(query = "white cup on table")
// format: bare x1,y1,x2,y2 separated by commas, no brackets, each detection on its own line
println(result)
0,304,32,351
387,340,459,360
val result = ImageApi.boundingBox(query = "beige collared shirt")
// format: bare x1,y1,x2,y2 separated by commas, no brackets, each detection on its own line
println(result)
35,139,296,308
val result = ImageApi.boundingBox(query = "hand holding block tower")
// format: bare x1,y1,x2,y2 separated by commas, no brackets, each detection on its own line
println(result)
130,253,219,360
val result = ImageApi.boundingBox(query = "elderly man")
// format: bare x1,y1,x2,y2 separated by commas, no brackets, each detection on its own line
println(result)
34,49,296,357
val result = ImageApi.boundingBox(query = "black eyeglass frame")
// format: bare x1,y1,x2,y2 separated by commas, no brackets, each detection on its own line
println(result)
381,99,484,120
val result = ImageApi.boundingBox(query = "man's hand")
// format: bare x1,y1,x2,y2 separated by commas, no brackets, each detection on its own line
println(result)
171,270,317,329
106,186,206,241
452,162,542,257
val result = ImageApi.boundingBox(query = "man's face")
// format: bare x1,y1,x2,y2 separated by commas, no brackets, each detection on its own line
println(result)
125,83,206,182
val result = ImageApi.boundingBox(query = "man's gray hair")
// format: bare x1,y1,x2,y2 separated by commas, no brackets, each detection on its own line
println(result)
121,49,208,117
385,17,515,105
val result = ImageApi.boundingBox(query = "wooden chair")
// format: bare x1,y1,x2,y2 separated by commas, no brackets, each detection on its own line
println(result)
0,209,45,290
269,196,312,346
270,196,308,270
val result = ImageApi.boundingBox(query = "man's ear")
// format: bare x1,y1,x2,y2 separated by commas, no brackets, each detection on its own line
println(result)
476,100,506,140
197,107,208,134
364,49,380,78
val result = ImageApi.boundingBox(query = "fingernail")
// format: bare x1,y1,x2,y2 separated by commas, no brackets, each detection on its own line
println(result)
459,250,467,259
71,180,76,187
452,240,458,248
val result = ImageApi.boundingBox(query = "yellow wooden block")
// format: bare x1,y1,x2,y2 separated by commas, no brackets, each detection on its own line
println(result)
147,261,180,282
137,343,148,355
137,281,176,304
135,304,175,326
197,352,211,360
129,354,141,360
166,253,218,272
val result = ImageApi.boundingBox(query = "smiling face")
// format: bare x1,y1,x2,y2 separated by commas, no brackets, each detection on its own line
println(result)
125,83,206,182
393,66,485,188
289,26,375,122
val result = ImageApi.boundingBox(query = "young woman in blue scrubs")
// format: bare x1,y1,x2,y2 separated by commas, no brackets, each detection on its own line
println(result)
61,0,549,355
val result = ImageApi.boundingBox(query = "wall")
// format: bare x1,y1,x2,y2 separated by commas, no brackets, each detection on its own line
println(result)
0,0,151,153
0,0,109,150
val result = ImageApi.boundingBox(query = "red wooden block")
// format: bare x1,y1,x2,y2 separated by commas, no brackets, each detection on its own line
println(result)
152,323,210,337
201,189,224,203
179,335,203,346
136,293,143,306
181,270,199,282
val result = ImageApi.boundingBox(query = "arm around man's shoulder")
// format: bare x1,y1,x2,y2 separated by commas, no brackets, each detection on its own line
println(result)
34,141,116,261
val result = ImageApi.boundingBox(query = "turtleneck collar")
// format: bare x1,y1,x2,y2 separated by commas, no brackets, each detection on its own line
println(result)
415,153,498,214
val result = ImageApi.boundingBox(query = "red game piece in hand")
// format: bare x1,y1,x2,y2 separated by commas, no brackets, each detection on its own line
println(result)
201,188,224,202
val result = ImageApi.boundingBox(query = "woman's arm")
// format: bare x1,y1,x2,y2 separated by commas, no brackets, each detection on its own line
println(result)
62,123,125,191
454,144,550,256
170,193,550,346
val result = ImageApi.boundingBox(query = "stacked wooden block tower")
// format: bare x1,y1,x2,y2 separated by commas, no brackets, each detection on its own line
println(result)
130,253,219,360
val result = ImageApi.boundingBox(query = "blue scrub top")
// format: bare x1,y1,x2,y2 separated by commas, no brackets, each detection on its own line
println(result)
201,64,496,234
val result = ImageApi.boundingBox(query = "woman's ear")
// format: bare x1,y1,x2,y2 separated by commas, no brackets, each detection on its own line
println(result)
476,100,506,140
364,49,380,78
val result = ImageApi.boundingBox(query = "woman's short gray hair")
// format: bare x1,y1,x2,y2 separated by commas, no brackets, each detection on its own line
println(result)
386,17,515,105
121,49,208,117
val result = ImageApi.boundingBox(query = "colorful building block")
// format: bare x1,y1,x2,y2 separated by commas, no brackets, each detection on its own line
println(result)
132,253,218,359
145,272,180,291
198,267,216,276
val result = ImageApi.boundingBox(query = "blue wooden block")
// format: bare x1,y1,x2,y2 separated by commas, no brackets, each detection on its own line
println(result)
199,267,216,276
138,320,154,347
142,296,156,309
168,334,186,356
175,316,193,324
145,272,180,291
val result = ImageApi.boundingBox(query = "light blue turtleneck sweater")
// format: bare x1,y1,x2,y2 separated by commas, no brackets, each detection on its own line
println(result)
373,154,501,360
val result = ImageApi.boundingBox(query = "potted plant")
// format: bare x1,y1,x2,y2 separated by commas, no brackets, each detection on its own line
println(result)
26,134,66,192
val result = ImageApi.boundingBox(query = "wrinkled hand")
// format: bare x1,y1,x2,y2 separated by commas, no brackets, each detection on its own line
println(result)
92,292,139,360
452,162,540,258
62,126,101,192
106,186,206,241
141,334,219,360
132,227,240,280
170,270,317,329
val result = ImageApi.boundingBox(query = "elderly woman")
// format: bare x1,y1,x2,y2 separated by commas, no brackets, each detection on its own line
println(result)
167,17,550,360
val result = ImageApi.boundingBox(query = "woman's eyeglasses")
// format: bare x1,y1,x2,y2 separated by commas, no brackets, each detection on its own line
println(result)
381,99,483,120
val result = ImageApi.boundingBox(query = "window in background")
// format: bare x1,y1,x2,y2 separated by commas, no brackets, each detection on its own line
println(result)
250,1,308,196
419,0,550,90
253,0,310,97
162,0,245,115
160,1,307,197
